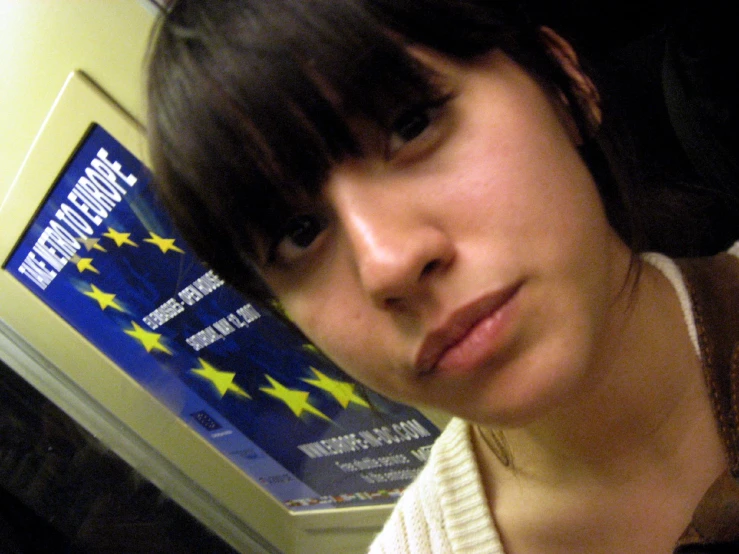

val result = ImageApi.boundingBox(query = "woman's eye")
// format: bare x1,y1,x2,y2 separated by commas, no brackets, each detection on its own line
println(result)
393,108,432,143
270,214,327,265
387,97,450,158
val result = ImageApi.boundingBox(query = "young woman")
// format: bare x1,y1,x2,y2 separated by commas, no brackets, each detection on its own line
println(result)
146,1,739,552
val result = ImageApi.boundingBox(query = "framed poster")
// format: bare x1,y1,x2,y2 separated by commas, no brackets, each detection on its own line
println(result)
2,74,440,516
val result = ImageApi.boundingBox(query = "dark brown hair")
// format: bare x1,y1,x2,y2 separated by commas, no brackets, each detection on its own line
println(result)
147,0,639,299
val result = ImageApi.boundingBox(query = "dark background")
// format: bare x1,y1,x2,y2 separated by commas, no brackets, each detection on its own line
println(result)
527,0,737,256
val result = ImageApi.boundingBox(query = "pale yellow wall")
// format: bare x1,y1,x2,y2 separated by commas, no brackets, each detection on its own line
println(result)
0,0,156,205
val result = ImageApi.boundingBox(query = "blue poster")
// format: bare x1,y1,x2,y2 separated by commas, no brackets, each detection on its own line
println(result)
5,124,439,510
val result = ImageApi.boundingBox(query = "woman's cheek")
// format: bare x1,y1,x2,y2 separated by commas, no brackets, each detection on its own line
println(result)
287,292,365,359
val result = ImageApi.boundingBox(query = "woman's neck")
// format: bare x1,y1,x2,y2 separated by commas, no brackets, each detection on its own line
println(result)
474,260,727,553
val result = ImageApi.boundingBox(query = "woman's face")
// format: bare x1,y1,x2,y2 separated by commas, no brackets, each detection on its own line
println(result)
261,49,633,426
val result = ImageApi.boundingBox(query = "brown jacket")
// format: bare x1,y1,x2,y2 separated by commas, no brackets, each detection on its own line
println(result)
675,252,739,552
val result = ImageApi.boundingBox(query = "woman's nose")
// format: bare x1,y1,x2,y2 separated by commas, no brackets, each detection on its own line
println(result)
327,173,455,309
348,211,454,307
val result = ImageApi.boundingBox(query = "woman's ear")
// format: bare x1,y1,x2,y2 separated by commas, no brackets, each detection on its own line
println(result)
539,26,602,136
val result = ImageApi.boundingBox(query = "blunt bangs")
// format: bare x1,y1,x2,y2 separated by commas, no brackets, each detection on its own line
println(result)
147,0,454,292
149,0,617,297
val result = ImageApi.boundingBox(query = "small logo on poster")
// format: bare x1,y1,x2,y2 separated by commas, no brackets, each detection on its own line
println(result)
191,410,221,431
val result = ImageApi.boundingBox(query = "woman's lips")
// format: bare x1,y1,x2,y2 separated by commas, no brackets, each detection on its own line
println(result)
415,283,521,376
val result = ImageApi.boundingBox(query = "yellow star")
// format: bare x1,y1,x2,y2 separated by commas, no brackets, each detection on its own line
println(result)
271,299,289,318
103,227,138,247
124,321,172,354
71,255,100,274
302,344,323,355
302,368,369,408
260,375,331,421
191,358,250,399
79,237,107,252
143,232,185,254
83,284,124,312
